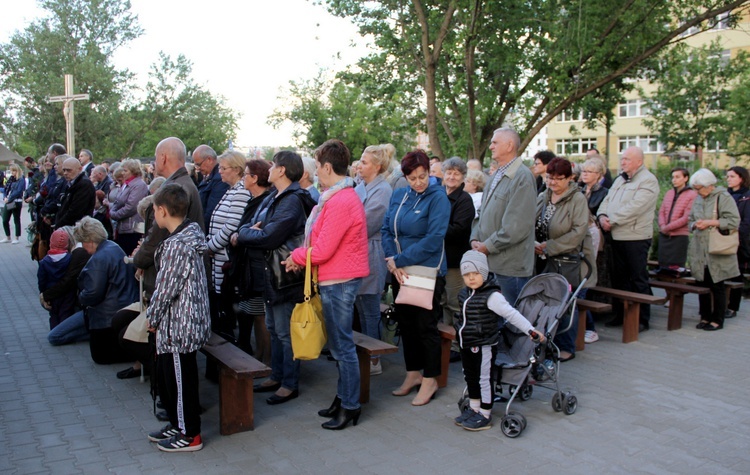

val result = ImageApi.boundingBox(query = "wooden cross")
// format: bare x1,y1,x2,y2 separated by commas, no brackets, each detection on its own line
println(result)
48,74,89,157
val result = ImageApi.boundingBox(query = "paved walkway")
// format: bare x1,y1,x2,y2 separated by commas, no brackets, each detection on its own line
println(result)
1,214,749,474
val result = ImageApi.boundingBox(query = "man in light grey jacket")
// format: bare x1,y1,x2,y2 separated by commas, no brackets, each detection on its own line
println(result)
597,146,659,331
470,128,537,306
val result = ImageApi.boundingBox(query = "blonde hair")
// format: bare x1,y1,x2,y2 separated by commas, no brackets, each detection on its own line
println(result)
121,158,143,177
465,169,486,191
582,157,606,177
219,150,246,174
8,164,22,177
73,216,108,244
362,143,396,175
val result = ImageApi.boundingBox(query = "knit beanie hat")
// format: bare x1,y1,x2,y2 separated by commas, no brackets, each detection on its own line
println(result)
460,250,489,281
48,229,69,255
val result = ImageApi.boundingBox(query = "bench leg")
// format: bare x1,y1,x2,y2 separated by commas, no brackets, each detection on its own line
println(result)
219,368,255,435
576,309,586,352
437,335,451,389
667,292,685,331
357,348,371,404
622,301,640,343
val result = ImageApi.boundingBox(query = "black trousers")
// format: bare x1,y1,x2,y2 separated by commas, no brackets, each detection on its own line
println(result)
111,308,151,368
2,205,22,238
89,327,132,365
610,239,653,324
392,277,444,378
461,344,497,410
698,267,727,326
157,351,201,437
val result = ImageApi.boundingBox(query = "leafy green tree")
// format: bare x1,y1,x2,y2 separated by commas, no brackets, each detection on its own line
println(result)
322,0,748,159
641,39,749,165
723,64,750,161
0,0,142,157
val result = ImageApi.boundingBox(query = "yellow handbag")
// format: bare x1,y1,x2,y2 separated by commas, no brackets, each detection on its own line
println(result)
290,247,327,360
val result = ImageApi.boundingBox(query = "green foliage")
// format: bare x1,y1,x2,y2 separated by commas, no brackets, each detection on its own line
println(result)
727,68,750,162
641,39,749,157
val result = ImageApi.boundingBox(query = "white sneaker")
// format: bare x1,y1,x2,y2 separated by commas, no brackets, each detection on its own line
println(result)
370,360,382,375
11,239,19,244
0,238,10,243
584,330,599,344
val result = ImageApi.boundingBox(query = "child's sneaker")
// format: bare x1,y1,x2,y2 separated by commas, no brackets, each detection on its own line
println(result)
584,330,599,343
157,433,203,452
454,407,476,426
462,411,492,431
147,423,180,442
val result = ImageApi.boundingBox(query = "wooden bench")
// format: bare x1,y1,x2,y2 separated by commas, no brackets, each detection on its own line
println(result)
649,280,710,330
352,331,398,403
588,286,667,343
200,333,271,435
437,322,456,389
575,299,612,351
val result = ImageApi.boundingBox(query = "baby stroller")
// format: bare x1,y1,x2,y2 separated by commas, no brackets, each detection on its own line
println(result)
458,262,590,438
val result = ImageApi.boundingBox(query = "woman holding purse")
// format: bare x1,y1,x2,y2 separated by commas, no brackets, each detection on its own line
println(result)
534,157,596,361
287,139,369,430
381,150,450,406
689,168,740,331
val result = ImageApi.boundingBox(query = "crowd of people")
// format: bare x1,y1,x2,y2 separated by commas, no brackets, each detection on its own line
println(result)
7,128,748,449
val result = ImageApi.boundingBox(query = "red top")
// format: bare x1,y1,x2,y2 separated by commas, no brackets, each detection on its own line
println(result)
658,187,698,236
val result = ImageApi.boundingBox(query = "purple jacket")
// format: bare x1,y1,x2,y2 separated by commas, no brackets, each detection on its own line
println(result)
109,177,148,234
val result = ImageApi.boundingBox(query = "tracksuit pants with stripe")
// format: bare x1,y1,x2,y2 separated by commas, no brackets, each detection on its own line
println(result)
461,344,497,410
157,351,201,437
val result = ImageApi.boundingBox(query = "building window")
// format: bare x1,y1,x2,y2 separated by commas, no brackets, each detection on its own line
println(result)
705,139,726,152
618,99,650,118
618,136,664,153
556,110,584,122
556,138,597,156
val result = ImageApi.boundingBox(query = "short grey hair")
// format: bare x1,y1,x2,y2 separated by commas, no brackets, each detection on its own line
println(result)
582,157,606,177
73,216,108,245
442,157,467,175
149,176,166,194
690,168,718,188
492,127,521,153
121,158,143,177
302,156,317,180
465,169,486,191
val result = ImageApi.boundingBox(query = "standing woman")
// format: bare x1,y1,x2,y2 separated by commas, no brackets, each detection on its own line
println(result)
206,151,252,338
2,164,26,244
689,168,740,331
288,139,368,430
353,144,394,375
235,151,315,405
657,168,697,269
381,150,450,406
725,166,750,318
108,159,148,255
535,157,597,361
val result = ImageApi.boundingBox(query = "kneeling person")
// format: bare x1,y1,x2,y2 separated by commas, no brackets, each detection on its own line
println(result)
146,184,210,452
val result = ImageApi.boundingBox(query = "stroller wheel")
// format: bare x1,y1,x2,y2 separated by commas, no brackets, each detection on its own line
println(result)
518,384,533,401
507,411,527,431
562,392,577,415
551,392,563,412
500,414,524,438
457,387,469,413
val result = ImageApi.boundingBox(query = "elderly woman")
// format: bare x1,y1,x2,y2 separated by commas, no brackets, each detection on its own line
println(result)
535,158,597,361
2,164,26,243
352,143,394,375
382,149,450,406
47,217,139,363
206,151,252,337
464,169,486,218
108,159,149,255
286,139,368,430
228,159,273,361
689,169,740,331
726,166,750,318
658,168,697,269
235,151,316,405
441,157,475,362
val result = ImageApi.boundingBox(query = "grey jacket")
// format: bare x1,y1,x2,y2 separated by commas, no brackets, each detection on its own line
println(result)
688,187,740,283
471,157,536,277
597,165,659,241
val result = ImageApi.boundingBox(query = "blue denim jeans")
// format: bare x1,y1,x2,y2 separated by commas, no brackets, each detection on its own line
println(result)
494,274,530,308
355,293,381,341
48,310,89,346
320,279,362,410
265,301,300,391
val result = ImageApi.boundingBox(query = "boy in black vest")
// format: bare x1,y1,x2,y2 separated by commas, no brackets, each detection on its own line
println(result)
454,250,543,431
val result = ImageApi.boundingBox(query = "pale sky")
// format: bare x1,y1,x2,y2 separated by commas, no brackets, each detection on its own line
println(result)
2,0,372,149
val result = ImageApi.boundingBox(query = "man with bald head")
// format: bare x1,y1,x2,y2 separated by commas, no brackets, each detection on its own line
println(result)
55,157,96,228
470,127,536,306
91,165,113,196
597,146,659,332
193,144,229,230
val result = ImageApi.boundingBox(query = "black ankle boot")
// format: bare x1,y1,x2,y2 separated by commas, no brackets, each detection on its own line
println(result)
321,407,361,430
317,396,341,418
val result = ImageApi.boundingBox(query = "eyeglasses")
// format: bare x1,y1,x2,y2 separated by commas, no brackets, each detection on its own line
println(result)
545,175,568,182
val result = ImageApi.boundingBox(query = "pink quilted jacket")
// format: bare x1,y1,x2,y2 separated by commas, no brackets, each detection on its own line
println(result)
658,187,698,236
291,187,369,282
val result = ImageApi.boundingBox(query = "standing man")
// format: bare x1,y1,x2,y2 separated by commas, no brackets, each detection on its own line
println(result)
193,145,228,231
79,149,95,177
55,157,96,228
91,166,113,196
470,128,537,307
597,146,659,332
